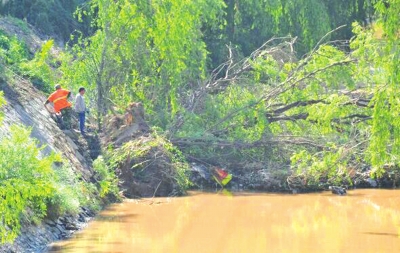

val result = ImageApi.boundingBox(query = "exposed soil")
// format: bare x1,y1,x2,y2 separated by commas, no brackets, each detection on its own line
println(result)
102,109,185,198
115,137,184,198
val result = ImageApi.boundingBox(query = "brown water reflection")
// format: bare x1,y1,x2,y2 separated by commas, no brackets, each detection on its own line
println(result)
48,189,400,253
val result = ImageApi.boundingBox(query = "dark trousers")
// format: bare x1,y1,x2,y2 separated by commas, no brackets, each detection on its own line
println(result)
78,112,85,133
60,107,72,129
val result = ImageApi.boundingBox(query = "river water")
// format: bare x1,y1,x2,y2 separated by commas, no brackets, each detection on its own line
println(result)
48,189,400,253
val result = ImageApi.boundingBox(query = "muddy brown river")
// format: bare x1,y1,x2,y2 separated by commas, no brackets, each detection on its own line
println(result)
49,189,400,253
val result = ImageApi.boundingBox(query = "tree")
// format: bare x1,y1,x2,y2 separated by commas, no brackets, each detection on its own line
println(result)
360,0,400,175
62,0,225,129
58,0,399,188
204,0,374,68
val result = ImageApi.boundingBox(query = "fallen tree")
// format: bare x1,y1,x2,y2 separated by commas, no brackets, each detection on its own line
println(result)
165,25,399,190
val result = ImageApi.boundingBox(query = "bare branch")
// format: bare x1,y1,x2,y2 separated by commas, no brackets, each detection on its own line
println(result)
171,137,325,150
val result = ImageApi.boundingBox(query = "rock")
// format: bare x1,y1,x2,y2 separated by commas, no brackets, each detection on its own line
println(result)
78,213,86,222
44,220,57,227
56,218,64,225
56,224,66,234
65,223,78,231
329,186,347,195
63,130,78,140
366,178,378,187
190,163,211,180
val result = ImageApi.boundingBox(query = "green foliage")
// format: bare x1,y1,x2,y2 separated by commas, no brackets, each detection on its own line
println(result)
20,40,56,93
26,0,400,189
93,156,119,199
205,0,374,66
48,165,100,218
62,0,225,128
0,28,58,93
280,1,400,183
0,126,60,243
0,94,100,243
291,147,352,188
60,0,376,129
349,1,400,177
0,30,29,69
0,124,103,243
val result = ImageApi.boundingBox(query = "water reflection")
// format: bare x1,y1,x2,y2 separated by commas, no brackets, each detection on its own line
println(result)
48,189,400,253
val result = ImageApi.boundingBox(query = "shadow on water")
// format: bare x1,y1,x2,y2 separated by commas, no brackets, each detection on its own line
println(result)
48,243,90,252
48,236,124,252
363,232,400,238
96,213,138,222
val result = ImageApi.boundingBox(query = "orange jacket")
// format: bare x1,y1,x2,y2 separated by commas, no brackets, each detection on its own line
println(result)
47,89,72,112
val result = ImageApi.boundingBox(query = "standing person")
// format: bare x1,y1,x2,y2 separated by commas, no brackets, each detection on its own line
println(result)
75,87,86,134
45,84,73,129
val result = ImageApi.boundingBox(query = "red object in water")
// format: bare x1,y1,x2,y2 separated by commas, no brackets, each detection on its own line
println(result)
212,167,232,186
215,168,228,179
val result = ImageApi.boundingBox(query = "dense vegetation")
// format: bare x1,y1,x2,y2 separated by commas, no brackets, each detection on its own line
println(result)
0,27,57,93
1,0,400,244
59,0,400,186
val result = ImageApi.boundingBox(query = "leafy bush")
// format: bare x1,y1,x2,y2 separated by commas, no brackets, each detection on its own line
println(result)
0,126,60,243
93,156,120,200
290,148,352,188
0,124,103,243
47,165,100,218
0,30,29,68
0,95,99,242
19,40,55,93
0,27,60,94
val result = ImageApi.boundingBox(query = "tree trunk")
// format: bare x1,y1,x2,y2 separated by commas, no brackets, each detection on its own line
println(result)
225,0,235,43
96,21,110,131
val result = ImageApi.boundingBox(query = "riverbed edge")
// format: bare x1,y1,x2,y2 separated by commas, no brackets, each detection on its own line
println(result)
0,207,96,253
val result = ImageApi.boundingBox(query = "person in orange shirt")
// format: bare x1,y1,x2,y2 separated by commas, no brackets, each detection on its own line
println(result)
44,84,73,129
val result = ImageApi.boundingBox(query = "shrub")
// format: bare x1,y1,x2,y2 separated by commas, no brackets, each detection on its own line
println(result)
0,30,29,68
0,126,61,243
47,165,100,218
93,156,120,200
0,125,102,243
19,40,55,93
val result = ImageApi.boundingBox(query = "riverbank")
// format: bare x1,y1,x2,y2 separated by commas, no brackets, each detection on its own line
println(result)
188,162,400,193
0,208,95,253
